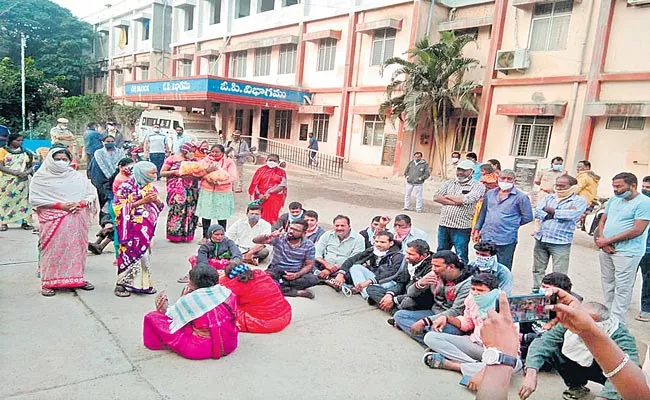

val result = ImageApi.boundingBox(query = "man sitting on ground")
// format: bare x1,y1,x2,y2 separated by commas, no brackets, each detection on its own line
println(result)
367,239,433,313
304,210,325,244
273,201,304,231
378,214,429,251
360,216,382,249
391,250,474,345
316,215,366,287
336,230,404,299
253,220,318,299
468,241,513,295
226,203,272,264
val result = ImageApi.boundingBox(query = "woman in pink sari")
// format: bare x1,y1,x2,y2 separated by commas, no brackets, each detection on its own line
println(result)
248,153,287,225
143,265,238,360
161,142,199,243
29,148,98,296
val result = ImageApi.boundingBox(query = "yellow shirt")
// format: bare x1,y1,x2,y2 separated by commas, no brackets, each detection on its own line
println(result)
576,171,599,204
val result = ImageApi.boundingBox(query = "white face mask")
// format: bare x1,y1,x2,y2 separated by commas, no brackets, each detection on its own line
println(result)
153,128,160,133
267,161,278,169
451,157,460,163
53,160,70,169
498,181,514,191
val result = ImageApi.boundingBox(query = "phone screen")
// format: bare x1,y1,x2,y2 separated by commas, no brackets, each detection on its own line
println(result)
497,293,557,323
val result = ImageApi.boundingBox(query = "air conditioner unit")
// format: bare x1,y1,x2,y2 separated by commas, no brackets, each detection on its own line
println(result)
495,49,530,73
628,0,650,6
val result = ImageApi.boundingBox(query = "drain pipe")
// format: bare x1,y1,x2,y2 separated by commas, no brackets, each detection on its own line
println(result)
562,0,595,166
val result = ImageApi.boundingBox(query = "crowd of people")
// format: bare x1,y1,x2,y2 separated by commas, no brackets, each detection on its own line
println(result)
1,121,649,398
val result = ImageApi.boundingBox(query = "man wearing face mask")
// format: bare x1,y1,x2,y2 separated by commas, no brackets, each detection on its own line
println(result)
434,159,485,264
531,175,587,292
143,124,169,179
50,118,77,154
473,169,533,270
636,176,650,322
273,202,304,232
403,152,431,213
226,203,272,265
172,126,191,155
106,122,125,148
534,156,565,200
468,241,512,295
595,172,650,323
446,151,461,179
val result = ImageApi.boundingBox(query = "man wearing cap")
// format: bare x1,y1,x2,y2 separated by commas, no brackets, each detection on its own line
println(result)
226,130,251,193
433,159,485,264
50,118,77,152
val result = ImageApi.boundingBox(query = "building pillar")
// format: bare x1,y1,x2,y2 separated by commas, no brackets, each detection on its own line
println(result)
295,22,306,86
336,11,359,158
251,106,262,149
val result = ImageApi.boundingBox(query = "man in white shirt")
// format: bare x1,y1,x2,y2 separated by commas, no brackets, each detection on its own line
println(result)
226,203,272,264
143,124,169,178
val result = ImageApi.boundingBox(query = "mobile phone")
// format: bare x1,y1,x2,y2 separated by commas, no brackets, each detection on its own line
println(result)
495,293,558,323
459,375,470,387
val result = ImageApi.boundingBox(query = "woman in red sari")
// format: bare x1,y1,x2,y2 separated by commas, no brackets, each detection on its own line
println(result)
248,153,287,225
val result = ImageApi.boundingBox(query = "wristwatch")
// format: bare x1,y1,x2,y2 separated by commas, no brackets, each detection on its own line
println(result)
481,347,517,368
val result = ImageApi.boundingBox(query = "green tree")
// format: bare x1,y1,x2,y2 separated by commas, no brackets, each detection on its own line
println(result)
114,104,144,132
0,0,94,95
380,33,479,177
59,93,115,132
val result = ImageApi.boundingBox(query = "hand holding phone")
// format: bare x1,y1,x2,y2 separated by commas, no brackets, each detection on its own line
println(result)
495,293,558,323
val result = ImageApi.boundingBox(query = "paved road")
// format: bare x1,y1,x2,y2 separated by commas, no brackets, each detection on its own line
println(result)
1,165,647,399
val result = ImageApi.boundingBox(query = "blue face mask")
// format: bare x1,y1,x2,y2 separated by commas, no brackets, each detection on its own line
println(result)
552,164,563,171
288,210,304,222
615,190,632,199
643,189,650,198
474,255,498,272
105,143,116,150
473,289,501,318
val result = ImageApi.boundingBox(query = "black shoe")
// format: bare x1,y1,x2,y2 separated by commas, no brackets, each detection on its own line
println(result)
387,318,396,327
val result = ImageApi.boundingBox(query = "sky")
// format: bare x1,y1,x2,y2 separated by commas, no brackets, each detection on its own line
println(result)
52,0,116,18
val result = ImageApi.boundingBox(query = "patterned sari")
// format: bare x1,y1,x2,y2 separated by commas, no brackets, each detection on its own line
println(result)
164,155,199,242
248,166,287,225
0,147,32,224
114,178,163,293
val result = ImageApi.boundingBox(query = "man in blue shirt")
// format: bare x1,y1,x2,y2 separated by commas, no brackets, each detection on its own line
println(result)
596,172,650,323
83,122,105,168
466,152,482,181
532,174,587,291
307,132,318,167
474,169,534,270
470,241,513,295
637,175,650,322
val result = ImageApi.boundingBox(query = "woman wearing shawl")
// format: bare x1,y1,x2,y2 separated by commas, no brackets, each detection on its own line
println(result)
196,144,237,240
29,148,97,296
114,161,164,297
248,153,287,225
143,265,238,360
90,136,125,221
178,224,242,283
0,134,34,231
161,142,200,243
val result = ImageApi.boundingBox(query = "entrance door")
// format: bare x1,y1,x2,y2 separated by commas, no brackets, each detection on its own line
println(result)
260,109,269,152
381,133,397,166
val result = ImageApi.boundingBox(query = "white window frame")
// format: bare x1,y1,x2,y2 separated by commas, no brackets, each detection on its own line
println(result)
139,66,149,81
371,28,396,66
278,44,297,74
208,56,219,75
209,0,221,25
181,60,192,77
230,51,247,78
606,116,645,130
510,116,554,158
235,0,250,18
528,0,573,51
313,114,330,142
254,47,272,77
258,0,274,12
317,38,336,72
362,115,385,146
274,110,292,139
183,7,195,31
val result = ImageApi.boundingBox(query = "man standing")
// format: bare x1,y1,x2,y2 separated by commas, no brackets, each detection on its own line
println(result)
576,160,600,205
106,121,125,148
226,203,272,264
466,152,482,181
307,132,319,167
253,220,318,299
83,122,105,168
636,176,650,322
172,126,191,155
433,159,485,264
474,169,534,270
446,151,461,179
226,130,251,192
143,124,168,179
532,175,587,291
317,215,366,285
403,152,431,213
535,156,565,200
50,118,77,153
595,172,650,323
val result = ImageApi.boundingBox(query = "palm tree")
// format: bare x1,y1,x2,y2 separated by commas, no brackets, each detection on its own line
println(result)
380,32,480,178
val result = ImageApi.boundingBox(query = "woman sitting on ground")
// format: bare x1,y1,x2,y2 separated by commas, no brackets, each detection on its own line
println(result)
220,262,292,333
143,265,238,360
179,224,242,283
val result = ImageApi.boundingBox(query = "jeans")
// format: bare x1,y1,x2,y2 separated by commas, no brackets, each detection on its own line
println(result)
437,225,472,264
404,183,424,211
149,152,166,179
268,267,320,297
496,242,517,270
599,251,642,323
393,309,463,346
349,264,396,299
532,240,572,290
640,253,650,313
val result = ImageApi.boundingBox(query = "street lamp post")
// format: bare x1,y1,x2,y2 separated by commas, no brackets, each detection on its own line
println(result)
20,32,26,133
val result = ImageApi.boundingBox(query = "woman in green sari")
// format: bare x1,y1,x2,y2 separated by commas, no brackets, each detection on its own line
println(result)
0,134,34,231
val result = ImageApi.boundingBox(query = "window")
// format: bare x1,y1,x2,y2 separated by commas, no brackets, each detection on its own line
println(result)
371,28,396,66
210,0,221,25
231,51,247,78
139,67,149,80
510,116,554,158
115,70,124,88
283,0,299,5
141,18,150,41
208,56,219,75
278,44,297,74
181,60,192,77
235,109,244,131
317,38,336,71
529,0,572,51
274,110,292,139
362,115,385,146
313,114,330,142
259,0,274,12
453,117,477,152
606,116,645,130
236,0,250,18
184,7,194,31
254,47,271,77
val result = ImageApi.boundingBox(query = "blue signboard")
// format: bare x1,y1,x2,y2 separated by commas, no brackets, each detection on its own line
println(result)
126,77,310,105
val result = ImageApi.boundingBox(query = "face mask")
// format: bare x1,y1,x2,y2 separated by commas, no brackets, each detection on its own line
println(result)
498,181,514,191
555,185,577,200
247,214,260,224
642,189,650,197
267,161,278,169
457,174,471,184
105,143,116,150
473,289,501,318
451,157,459,163
474,255,498,272
394,226,410,239
53,160,70,169
61,125,69,130
615,190,632,199
552,164,563,171
288,211,304,222
373,248,388,258
537,288,547,295
153,128,160,133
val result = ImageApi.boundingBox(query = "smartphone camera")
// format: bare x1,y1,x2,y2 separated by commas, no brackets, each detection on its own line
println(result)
495,293,558,323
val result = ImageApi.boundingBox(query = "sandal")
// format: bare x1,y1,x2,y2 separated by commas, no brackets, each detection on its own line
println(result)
143,288,157,295
41,288,55,297
423,352,446,369
341,285,353,298
177,274,190,284
79,281,95,291
562,386,590,400
0,224,7,232
21,223,34,230
114,286,131,297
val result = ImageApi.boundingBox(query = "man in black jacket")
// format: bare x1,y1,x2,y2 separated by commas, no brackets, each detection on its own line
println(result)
336,231,404,299
366,239,433,313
